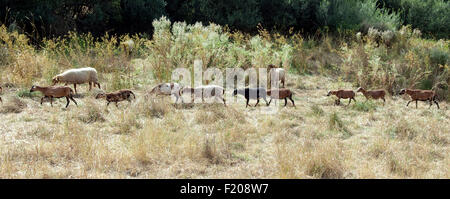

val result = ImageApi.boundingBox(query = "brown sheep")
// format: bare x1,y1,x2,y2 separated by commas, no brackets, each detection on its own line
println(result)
267,89,295,107
399,89,439,109
327,90,356,105
96,89,136,107
30,85,77,108
356,87,386,104
268,64,286,88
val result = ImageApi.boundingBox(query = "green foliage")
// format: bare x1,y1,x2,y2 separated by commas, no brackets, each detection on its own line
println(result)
317,0,401,32
379,0,450,38
17,89,41,98
351,101,377,112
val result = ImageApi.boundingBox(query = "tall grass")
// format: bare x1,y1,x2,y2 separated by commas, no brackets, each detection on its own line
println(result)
0,17,448,100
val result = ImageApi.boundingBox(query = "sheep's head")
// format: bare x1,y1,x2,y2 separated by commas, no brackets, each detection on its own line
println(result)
149,85,161,95
327,90,333,96
95,93,106,99
30,85,37,92
232,89,238,96
399,89,406,95
267,64,277,69
356,87,364,93
52,75,61,85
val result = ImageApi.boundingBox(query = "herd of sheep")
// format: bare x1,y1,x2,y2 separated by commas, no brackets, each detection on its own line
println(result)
0,66,442,110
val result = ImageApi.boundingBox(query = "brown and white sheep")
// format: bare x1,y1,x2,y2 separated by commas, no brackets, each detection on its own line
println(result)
327,90,356,105
268,64,286,88
96,89,136,107
149,82,183,103
399,88,439,109
52,67,100,94
30,85,77,108
267,88,295,107
179,85,226,106
356,87,386,104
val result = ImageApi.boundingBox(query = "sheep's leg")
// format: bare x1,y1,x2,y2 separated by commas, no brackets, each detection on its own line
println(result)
89,82,92,91
255,99,260,107
284,98,288,106
40,97,45,105
69,96,77,106
115,102,119,108
406,100,413,107
263,97,269,106
416,100,418,108
246,98,250,108
66,97,70,108
107,102,110,107
73,84,77,94
382,98,386,105
175,95,180,104
268,98,272,106
50,97,53,107
96,83,101,89
434,100,440,109
348,98,352,105
289,96,295,107
221,97,226,106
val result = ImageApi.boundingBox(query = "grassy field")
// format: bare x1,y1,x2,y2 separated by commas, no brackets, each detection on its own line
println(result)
0,18,448,178
0,73,448,178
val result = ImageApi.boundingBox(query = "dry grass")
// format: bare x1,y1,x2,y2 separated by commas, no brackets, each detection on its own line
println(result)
0,22,448,178
0,75,448,179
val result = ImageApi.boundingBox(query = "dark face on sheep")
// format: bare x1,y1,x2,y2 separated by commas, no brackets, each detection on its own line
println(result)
95,93,106,99
52,76,60,85
29,85,36,92
232,89,238,96
327,91,332,96
399,89,406,95
356,87,363,92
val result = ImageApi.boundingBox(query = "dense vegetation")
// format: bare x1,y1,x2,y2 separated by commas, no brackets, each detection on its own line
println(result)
1,0,449,40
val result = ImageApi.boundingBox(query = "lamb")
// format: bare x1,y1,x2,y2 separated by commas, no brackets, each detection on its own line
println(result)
399,88,439,109
179,85,226,106
149,82,182,103
356,87,386,104
233,87,269,108
268,64,286,88
30,85,77,108
327,90,356,105
267,88,295,107
95,89,136,107
52,67,100,94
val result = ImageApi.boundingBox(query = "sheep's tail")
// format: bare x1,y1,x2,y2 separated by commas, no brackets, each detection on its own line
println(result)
69,88,75,96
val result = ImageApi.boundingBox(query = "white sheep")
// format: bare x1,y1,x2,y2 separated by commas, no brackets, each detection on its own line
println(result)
150,82,183,103
52,67,100,94
268,64,286,88
121,39,135,56
179,85,226,105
